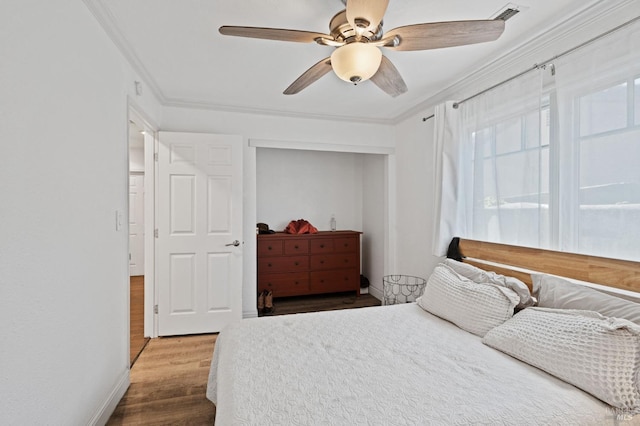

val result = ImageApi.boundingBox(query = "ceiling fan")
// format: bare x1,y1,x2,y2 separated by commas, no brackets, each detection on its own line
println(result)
219,0,506,97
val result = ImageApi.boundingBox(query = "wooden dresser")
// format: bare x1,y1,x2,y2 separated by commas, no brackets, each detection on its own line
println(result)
257,231,362,298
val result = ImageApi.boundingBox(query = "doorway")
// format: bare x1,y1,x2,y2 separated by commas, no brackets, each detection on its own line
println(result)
128,114,151,364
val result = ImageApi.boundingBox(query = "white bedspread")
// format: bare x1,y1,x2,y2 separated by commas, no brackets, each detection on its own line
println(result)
207,304,631,425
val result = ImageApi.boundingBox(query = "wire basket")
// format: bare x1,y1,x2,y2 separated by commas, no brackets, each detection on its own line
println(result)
382,275,427,305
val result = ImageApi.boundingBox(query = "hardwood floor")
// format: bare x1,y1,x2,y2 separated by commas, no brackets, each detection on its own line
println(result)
130,276,149,366
109,292,381,424
260,292,381,316
108,334,217,425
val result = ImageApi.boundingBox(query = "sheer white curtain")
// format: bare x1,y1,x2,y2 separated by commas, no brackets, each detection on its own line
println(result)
432,101,461,256
432,19,640,262
554,20,640,261
459,71,546,249
433,72,545,255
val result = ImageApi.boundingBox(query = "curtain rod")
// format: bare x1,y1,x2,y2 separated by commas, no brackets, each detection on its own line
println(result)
451,14,640,109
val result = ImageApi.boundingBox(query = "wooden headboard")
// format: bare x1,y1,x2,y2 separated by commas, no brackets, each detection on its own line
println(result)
449,238,640,294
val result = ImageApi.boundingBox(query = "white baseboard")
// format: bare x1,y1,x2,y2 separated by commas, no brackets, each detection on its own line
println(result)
89,368,130,426
243,309,258,319
368,285,383,302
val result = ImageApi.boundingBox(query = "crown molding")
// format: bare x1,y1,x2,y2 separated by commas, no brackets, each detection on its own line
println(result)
249,138,395,154
162,97,396,125
82,0,167,105
392,0,637,124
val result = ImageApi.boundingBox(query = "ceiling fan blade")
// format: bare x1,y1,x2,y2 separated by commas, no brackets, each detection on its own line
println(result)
283,57,333,95
219,26,332,43
383,20,505,51
346,0,389,34
370,56,407,98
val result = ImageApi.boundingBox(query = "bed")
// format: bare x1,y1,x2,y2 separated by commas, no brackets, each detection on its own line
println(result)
207,239,640,425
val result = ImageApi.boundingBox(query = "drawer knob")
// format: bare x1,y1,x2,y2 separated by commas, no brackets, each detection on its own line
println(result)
268,246,272,250
320,260,324,264
268,283,272,287
295,281,299,285
320,279,325,283
320,244,324,248
268,263,272,267
294,261,299,266
344,259,348,263
294,245,299,249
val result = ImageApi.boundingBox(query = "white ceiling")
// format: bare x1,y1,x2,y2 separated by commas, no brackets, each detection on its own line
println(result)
93,0,595,122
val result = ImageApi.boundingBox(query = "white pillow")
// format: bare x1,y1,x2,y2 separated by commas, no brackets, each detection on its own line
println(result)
444,258,534,308
483,307,640,413
532,274,640,326
417,264,519,337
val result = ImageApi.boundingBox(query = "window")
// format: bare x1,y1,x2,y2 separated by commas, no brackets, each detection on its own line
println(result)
574,78,640,260
469,103,550,249
435,22,640,262
464,76,640,261
579,82,627,137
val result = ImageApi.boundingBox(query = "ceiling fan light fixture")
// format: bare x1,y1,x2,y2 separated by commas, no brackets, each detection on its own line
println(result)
330,42,382,84
221,0,506,96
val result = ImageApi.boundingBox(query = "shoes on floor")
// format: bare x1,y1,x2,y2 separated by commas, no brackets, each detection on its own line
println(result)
257,290,274,315
257,291,265,312
264,290,273,315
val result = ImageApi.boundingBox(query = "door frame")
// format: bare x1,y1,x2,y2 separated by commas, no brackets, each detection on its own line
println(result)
247,138,397,304
128,103,159,338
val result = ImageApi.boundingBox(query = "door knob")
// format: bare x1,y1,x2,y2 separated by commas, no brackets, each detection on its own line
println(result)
225,240,240,247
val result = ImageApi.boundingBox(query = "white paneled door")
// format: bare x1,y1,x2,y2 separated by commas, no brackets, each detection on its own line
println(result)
129,173,145,276
157,132,243,336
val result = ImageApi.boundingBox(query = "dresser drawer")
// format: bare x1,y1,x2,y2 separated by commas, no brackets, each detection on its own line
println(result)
256,231,361,299
258,273,310,297
258,239,283,256
334,236,358,253
310,238,334,254
258,256,308,273
310,254,358,270
310,270,359,293
284,239,309,255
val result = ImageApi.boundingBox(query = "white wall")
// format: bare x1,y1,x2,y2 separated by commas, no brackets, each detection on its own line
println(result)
256,148,364,232
0,1,161,424
129,147,144,172
162,106,395,149
161,107,394,317
362,155,387,298
393,114,442,281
